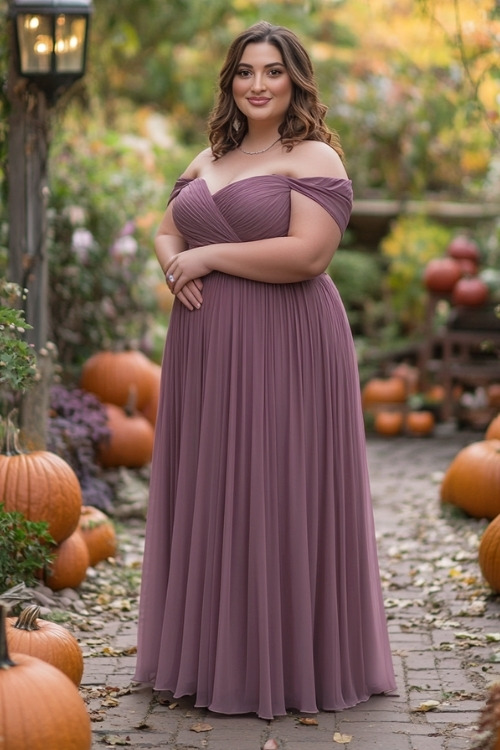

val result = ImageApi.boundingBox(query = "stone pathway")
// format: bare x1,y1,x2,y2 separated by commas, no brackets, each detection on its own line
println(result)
52,430,500,748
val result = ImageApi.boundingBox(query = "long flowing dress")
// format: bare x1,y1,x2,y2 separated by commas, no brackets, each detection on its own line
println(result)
134,174,396,720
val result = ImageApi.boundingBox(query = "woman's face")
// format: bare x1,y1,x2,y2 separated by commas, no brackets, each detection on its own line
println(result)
232,41,293,127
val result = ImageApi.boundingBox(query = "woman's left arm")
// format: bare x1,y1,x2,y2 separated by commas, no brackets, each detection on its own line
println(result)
165,189,342,290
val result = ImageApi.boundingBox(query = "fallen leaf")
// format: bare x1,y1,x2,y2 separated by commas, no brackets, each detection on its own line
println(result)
263,740,279,750
102,736,132,746
412,700,440,712
101,697,120,707
333,732,353,743
297,717,318,725
190,722,213,733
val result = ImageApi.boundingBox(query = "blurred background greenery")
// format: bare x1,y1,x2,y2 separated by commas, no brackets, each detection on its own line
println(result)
0,0,499,376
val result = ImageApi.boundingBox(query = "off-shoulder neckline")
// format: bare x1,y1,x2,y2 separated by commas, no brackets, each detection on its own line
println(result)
175,174,352,198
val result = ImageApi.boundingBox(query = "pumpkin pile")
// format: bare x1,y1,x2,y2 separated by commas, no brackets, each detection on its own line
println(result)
80,349,161,467
0,604,92,749
423,234,489,307
361,367,436,438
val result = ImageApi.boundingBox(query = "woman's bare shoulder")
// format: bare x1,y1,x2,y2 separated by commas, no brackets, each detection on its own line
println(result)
287,141,348,180
181,148,214,179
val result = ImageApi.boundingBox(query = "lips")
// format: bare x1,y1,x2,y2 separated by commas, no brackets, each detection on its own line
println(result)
247,97,271,105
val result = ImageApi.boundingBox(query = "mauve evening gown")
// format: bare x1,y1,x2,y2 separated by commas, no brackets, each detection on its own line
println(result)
134,174,396,720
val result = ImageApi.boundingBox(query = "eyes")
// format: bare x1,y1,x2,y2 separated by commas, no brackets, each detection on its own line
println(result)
236,67,285,79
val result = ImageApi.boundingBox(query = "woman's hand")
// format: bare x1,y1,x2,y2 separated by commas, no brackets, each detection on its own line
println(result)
165,248,212,310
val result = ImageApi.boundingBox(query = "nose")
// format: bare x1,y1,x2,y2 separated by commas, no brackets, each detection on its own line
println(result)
251,73,266,92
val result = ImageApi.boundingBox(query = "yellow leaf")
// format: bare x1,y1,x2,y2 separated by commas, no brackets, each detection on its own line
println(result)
412,700,440,712
190,722,213,733
333,732,353,743
298,717,318,725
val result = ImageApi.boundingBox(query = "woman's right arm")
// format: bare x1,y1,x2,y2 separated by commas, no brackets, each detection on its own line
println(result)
155,202,204,311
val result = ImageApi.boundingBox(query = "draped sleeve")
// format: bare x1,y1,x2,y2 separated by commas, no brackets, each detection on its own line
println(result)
286,177,353,235
167,177,193,205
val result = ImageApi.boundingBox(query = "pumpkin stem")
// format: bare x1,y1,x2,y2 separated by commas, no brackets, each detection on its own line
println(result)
0,604,16,669
14,604,41,631
2,410,24,457
124,385,138,417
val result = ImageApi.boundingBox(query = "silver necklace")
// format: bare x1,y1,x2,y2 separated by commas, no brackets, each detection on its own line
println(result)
238,137,281,155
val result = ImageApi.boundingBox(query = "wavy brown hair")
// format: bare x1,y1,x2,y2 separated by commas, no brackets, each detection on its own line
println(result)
208,21,344,161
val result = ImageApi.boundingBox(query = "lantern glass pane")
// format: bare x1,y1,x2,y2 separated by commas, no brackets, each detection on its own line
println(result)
55,15,86,73
17,14,53,74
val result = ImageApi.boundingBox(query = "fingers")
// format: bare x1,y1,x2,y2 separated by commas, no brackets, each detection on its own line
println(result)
168,277,203,311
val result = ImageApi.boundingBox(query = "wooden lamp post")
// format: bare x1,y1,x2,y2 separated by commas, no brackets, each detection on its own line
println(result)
6,0,92,445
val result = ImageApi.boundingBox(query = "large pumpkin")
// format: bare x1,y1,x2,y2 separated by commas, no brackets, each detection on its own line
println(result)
44,529,90,591
80,350,156,410
486,415,500,441
78,505,117,566
99,403,154,468
440,440,500,519
0,450,82,544
6,605,84,686
0,605,91,750
479,514,500,593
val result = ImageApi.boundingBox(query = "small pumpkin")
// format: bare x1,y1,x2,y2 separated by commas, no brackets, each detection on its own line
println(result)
479,514,500,593
0,605,92,750
99,402,154,468
44,529,90,591
361,377,407,410
451,276,489,307
486,415,500,441
80,349,156,410
78,505,117,566
6,604,84,686
405,410,435,437
0,450,82,544
440,439,500,519
423,257,462,294
374,410,404,436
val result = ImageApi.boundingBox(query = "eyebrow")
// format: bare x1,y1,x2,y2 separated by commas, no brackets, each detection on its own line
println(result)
237,62,285,69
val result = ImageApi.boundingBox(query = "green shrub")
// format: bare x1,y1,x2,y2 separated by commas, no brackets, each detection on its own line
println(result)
0,504,55,594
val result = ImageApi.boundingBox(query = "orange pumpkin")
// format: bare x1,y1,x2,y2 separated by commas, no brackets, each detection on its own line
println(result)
44,529,90,591
374,410,404,436
6,605,84,686
479,514,500,593
440,440,500,519
405,410,435,437
78,505,117,566
361,377,407,410
488,385,500,408
140,361,162,427
0,450,82,544
99,403,154,468
486,415,500,441
80,349,156,410
0,605,91,750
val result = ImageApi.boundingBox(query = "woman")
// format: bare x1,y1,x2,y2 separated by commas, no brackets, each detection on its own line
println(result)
134,20,396,720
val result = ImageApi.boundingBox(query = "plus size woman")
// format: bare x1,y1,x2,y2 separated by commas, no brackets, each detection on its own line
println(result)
134,20,396,720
